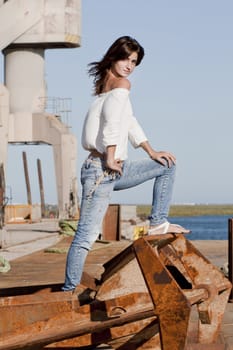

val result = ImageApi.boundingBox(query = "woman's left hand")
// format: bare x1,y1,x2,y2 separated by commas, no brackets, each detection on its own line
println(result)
140,141,176,167
149,150,176,167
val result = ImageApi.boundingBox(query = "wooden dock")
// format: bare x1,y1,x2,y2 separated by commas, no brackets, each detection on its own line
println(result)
0,235,130,296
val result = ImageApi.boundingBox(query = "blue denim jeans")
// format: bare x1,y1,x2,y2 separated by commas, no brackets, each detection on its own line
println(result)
62,155,176,290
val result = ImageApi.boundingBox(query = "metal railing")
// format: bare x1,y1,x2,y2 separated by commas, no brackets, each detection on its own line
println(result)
40,96,72,126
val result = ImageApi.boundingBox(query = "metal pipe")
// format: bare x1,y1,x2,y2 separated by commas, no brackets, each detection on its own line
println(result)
0,163,5,229
37,158,45,218
228,218,233,302
22,151,32,205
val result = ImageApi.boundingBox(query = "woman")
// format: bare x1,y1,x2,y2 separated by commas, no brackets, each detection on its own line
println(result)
62,36,189,291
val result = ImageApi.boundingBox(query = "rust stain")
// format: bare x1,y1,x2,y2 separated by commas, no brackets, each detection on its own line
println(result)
0,234,231,349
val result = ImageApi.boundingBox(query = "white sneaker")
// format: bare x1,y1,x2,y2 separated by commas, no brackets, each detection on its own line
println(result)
148,221,190,235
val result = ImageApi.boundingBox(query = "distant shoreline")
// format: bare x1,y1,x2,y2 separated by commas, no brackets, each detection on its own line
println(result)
137,204,233,218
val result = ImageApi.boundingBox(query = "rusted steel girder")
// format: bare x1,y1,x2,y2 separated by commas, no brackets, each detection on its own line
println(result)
133,237,191,350
229,218,233,302
134,235,232,347
0,163,5,229
0,292,158,350
157,234,232,344
97,234,232,348
0,233,231,350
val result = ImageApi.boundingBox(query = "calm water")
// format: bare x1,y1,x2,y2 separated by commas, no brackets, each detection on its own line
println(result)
169,215,232,240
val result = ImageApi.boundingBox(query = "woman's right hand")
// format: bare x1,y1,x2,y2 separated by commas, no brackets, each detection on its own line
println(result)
105,158,123,175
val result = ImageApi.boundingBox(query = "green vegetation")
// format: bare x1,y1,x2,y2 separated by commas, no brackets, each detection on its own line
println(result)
137,204,233,220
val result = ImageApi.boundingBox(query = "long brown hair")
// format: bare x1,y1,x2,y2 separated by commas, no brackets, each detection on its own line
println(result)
88,36,145,95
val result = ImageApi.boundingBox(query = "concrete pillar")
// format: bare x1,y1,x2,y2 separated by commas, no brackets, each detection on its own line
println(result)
4,48,46,114
4,48,46,142
53,133,79,218
33,112,79,218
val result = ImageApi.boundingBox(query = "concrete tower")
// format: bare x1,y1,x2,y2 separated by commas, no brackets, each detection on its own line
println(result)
0,0,81,219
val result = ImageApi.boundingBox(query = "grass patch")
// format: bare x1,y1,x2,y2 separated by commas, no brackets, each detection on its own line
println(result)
137,204,233,219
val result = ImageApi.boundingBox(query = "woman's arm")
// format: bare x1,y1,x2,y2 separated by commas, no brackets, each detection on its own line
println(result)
105,145,123,175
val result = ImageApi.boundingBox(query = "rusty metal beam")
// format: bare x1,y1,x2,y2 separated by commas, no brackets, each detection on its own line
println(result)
22,151,32,205
37,158,46,218
46,317,160,349
133,236,191,350
229,218,233,302
0,163,5,229
0,292,156,350
153,234,232,344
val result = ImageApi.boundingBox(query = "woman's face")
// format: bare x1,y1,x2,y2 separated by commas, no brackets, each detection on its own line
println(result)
111,52,138,78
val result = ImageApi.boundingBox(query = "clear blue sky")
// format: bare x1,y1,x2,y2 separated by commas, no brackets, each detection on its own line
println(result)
1,0,233,205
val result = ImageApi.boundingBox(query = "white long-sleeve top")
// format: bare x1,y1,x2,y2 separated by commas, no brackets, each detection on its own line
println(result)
81,88,148,160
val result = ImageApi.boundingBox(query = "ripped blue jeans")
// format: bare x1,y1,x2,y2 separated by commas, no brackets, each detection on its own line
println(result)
62,155,176,290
